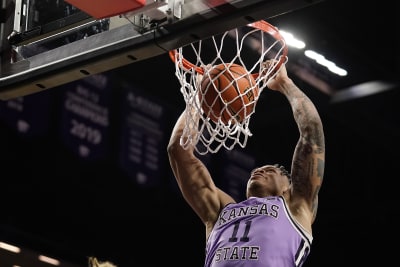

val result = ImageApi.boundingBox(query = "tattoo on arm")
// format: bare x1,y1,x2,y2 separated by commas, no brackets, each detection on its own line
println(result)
288,88,325,204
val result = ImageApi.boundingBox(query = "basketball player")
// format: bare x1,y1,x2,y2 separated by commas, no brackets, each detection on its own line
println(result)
167,61,325,267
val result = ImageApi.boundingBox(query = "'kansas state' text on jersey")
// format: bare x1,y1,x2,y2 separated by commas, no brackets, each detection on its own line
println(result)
204,196,312,267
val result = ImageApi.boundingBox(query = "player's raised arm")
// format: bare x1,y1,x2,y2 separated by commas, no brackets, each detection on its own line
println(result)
167,109,235,233
267,63,325,224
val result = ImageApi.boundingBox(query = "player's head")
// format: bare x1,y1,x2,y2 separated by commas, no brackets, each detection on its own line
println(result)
246,164,292,198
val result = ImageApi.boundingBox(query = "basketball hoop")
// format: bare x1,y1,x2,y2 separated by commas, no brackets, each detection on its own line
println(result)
169,20,288,155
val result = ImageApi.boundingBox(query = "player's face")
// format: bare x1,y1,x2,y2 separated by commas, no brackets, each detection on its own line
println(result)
246,165,289,197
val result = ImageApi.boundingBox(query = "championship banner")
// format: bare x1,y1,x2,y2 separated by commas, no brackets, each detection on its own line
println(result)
59,73,111,161
0,90,54,137
219,149,256,201
118,83,168,187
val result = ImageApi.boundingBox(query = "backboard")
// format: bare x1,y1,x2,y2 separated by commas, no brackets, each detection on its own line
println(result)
0,0,323,100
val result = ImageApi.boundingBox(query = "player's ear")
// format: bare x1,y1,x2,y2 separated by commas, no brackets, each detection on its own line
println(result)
283,180,292,195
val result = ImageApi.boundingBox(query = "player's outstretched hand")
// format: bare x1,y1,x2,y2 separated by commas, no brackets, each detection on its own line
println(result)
265,59,291,92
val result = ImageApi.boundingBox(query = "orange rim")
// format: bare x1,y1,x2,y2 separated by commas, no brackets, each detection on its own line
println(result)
169,20,288,78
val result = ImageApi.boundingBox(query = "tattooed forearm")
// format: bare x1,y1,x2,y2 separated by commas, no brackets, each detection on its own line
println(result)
277,78,325,224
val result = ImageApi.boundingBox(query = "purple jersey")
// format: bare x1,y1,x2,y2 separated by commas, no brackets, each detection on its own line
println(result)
204,196,312,267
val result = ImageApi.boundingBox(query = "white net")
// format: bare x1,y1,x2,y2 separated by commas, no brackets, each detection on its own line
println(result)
170,20,287,155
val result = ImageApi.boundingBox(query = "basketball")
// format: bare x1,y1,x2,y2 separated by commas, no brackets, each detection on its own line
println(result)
199,63,259,124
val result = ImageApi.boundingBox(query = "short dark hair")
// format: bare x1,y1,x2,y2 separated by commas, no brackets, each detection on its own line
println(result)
274,164,291,183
